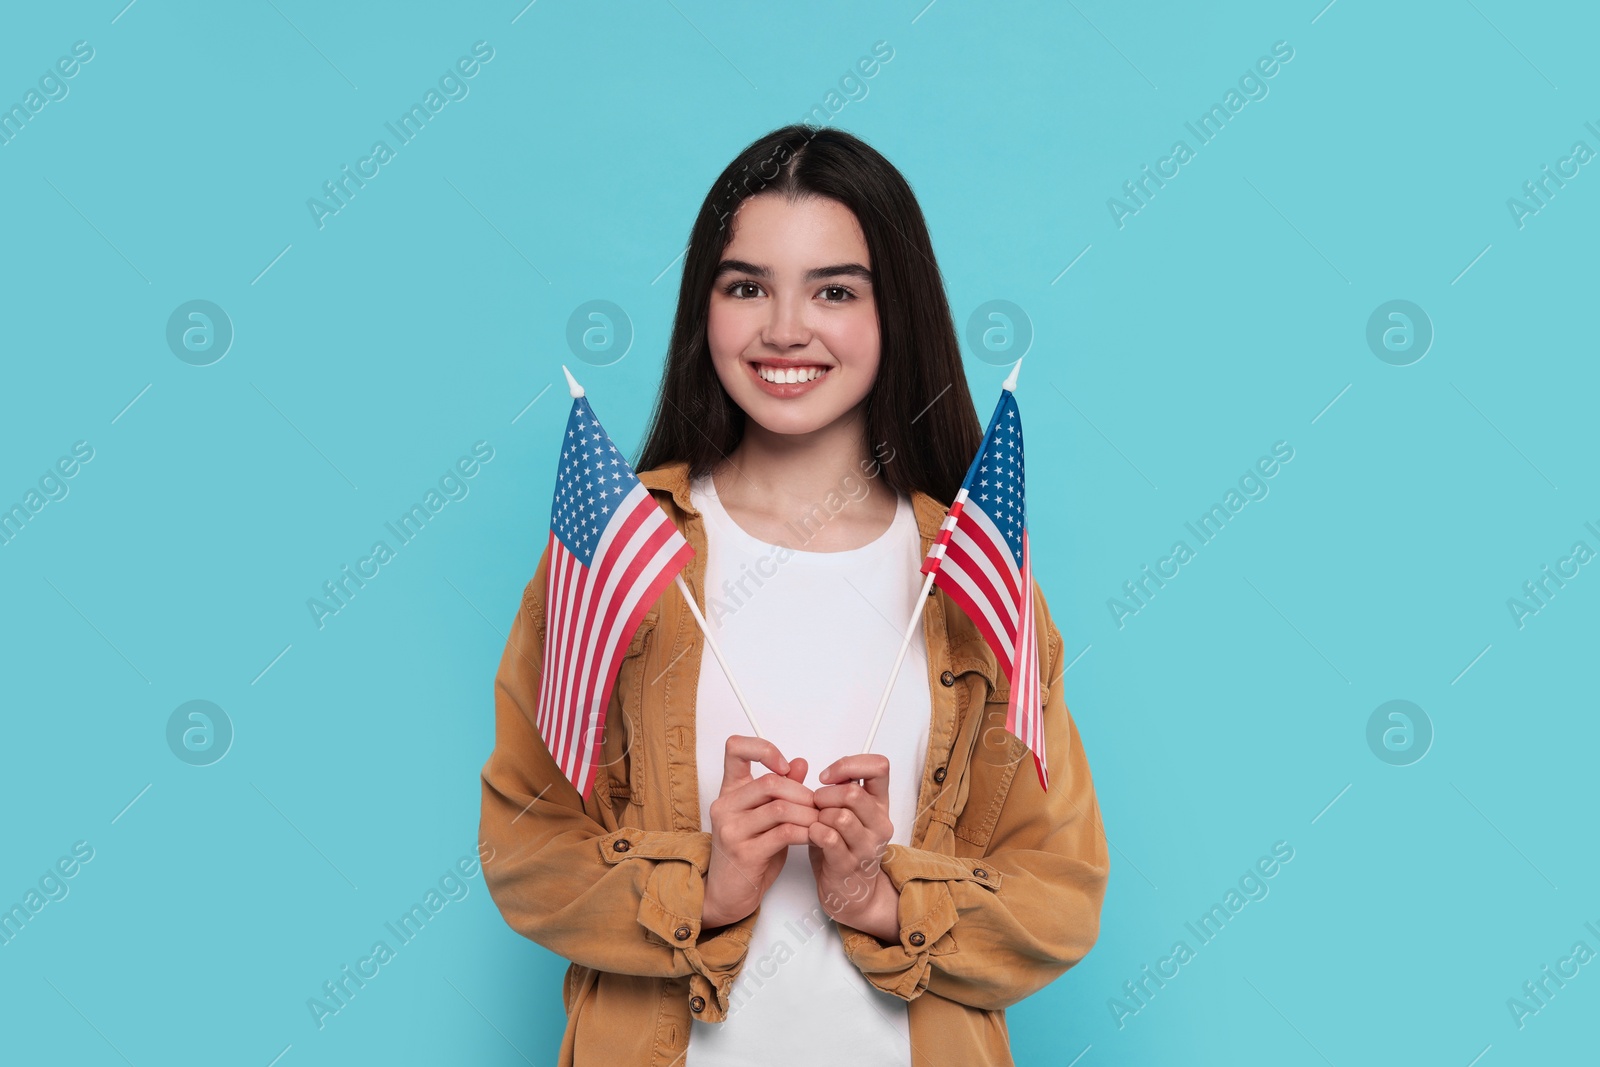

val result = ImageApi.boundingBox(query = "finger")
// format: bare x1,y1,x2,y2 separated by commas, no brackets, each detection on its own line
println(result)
722,735,790,792
725,771,816,813
785,756,809,785
730,798,820,840
818,805,878,858
813,782,892,841
819,754,890,799
806,819,853,869
748,821,810,859
812,779,888,819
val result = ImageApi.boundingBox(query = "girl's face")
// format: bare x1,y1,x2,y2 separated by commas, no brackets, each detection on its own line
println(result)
706,193,879,438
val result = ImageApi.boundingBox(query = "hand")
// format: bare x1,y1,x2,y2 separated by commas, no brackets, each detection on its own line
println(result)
701,736,815,930
807,754,900,942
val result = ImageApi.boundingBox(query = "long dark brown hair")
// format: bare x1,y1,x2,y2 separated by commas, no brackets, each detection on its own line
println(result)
634,124,982,504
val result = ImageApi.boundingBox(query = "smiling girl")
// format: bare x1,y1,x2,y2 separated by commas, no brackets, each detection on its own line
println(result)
480,125,1109,1067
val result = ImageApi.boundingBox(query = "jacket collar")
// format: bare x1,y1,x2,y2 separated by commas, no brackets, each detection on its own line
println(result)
638,461,700,520
637,460,1002,692
638,460,950,546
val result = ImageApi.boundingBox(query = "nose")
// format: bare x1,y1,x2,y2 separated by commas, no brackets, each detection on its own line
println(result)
761,291,812,349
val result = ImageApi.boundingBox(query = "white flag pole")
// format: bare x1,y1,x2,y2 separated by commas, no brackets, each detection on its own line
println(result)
860,356,1026,755
562,364,764,740
859,570,937,754
675,573,763,739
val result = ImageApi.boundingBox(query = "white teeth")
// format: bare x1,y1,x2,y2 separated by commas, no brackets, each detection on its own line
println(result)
756,364,826,384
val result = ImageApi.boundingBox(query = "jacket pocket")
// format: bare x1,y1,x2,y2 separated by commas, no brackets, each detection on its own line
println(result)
953,696,1025,850
949,597,1058,851
598,612,657,821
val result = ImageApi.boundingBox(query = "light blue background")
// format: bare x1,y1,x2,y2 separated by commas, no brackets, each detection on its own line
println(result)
2,1,1595,1064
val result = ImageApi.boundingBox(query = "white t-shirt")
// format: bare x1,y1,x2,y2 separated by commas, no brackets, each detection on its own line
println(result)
685,472,932,1066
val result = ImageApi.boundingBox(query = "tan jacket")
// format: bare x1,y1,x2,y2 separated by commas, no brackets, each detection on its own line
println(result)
479,461,1109,1066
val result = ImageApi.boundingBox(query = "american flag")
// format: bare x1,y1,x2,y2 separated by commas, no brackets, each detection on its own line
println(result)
536,395,693,797
920,387,1047,789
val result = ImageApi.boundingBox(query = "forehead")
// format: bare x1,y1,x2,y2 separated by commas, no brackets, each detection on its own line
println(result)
723,194,870,266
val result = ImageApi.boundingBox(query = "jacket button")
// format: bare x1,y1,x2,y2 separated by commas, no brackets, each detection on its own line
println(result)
932,766,947,784
689,995,706,1012
908,931,926,947
612,838,631,852
939,670,956,687
674,925,692,941
973,867,987,879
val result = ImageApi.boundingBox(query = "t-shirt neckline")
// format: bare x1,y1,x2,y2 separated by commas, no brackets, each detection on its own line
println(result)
691,473,910,564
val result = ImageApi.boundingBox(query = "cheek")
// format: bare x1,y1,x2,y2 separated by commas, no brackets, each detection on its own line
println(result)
820,307,880,383
706,300,755,362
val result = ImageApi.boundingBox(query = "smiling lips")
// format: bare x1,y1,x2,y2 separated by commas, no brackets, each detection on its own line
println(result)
748,360,830,394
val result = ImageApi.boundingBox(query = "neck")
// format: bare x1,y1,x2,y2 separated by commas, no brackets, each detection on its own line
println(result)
714,406,892,515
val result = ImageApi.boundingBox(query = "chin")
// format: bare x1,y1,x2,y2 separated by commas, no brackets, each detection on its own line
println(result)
740,401,850,437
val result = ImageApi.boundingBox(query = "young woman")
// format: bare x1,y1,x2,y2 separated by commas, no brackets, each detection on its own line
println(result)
480,125,1108,1067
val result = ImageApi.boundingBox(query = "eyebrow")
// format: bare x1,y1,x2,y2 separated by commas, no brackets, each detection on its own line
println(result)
714,259,874,284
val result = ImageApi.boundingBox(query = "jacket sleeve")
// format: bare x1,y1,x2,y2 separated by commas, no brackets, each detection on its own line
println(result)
836,583,1110,1009
478,544,760,1020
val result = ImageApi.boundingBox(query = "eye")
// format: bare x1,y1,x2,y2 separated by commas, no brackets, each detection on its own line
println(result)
819,285,856,303
722,280,763,299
